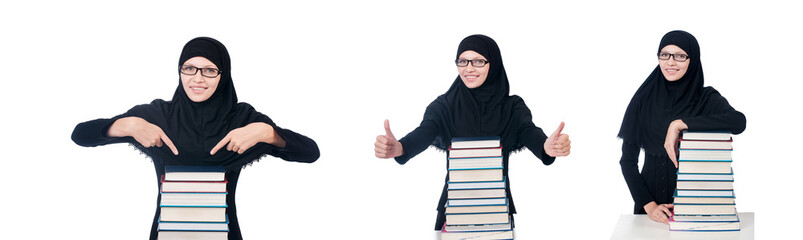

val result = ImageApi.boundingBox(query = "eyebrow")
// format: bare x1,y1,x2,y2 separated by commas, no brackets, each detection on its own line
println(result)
183,64,219,68
659,51,688,55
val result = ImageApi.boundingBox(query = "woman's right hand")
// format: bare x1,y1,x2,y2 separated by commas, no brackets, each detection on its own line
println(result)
644,201,673,224
375,119,403,158
108,116,178,155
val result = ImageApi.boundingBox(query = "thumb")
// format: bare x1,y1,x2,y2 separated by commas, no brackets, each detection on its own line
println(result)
384,119,396,140
549,121,565,139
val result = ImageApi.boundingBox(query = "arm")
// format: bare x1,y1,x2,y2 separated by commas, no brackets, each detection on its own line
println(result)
72,116,178,155
681,93,746,134
270,124,320,163
619,142,654,212
210,106,320,163
72,118,127,147
665,89,747,165
518,122,556,165
395,118,439,165
513,98,567,165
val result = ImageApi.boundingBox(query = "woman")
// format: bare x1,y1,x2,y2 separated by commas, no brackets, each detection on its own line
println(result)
374,34,571,231
71,37,320,239
618,30,746,224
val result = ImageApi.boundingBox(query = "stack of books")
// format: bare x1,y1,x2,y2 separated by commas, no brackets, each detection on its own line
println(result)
670,131,740,231
441,137,514,240
158,166,229,240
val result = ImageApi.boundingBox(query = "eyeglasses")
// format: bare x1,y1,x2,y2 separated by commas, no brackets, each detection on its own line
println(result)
455,59,489,67
657,52,689,62
180,65,222,78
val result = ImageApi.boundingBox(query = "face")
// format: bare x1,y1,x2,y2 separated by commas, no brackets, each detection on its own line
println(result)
658,44,690,81
181,56,221,102
456,50,490,89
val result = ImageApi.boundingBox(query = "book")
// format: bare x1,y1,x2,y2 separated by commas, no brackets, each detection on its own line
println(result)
447,198,507,207
441,230,514,240
448,178,506,190
445,212,510,225
448,157,503,170
160,192,227,207
676,181,734,190
678,161,732,174
673,204,736,215
445,205,510,214
673,196,736,204
678,149,732,161
677,171,733,181
161,176,228,193
679,139,733,150
157,231,228,240
675,189,735,198
449,169,503,182
165,166,226,181
451,136,501,149
160,207,227,222
681,131,732,141
449,147,503,159
448,189,506,199
444,222,512,232
670,215,740,231
158,215,230,231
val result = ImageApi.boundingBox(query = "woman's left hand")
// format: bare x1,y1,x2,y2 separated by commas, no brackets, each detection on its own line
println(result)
210,122,286,155
544,121,571,157
664,119,688,168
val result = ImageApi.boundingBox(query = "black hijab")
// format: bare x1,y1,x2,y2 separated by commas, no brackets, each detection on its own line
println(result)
618,30,706,154
427,34,524,152
119,37,276,169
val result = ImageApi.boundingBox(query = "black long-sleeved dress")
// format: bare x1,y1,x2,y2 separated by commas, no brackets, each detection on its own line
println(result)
394,96,556,230
619,87,746,214
72,114,319,239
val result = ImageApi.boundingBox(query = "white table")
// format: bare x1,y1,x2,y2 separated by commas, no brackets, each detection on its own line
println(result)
610,212,753,240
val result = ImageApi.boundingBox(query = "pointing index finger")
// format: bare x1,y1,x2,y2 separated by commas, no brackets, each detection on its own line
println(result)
210,134,231,155
161,132,179,155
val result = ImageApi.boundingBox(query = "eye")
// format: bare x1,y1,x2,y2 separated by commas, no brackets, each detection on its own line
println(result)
677,54,688,60
659,53,670,58
182,66,196,71
474,59,487,65
458,59,468,65
203,68,219,76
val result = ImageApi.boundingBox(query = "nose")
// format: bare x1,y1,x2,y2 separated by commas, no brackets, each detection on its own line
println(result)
666,57,678,66
465,64,476,72
191,71,205,82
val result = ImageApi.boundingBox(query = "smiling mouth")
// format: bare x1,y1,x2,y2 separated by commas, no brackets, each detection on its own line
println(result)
189,87,207,93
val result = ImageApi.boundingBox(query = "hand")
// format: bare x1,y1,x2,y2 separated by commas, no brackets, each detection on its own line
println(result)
108,116,178,155
543,121,570,157
375,119,403,158
210,122,286,155
664,119,688,168
644,201,674,224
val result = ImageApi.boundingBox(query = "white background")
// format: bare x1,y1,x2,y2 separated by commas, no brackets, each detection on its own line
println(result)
2,1,800,239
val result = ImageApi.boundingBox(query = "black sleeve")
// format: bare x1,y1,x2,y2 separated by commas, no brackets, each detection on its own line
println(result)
395,105,441,165
619,141,653,209
681,89,746,134
71,117,133,147
514,99,556,165
270,126,320,163
246,106,320,163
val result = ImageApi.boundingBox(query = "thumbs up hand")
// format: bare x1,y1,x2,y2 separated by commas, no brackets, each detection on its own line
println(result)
543,121,571,157
375,119,404,158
